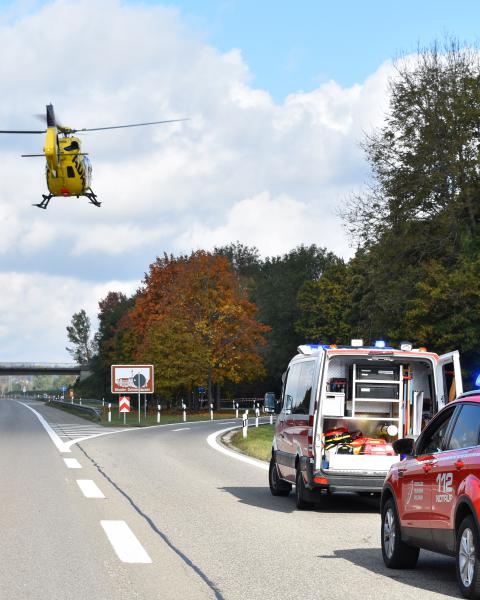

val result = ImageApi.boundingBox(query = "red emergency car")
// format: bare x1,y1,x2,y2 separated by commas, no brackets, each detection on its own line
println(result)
381,391,480,598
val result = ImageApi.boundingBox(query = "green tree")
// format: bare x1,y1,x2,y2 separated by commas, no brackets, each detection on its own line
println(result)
344,39,480,248
255,245,340,384
341,39,480,355
66,309,94,364
296,260,352,344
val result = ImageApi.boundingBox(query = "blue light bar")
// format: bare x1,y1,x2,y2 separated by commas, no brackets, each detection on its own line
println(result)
475,373,480,388
375,340,386,349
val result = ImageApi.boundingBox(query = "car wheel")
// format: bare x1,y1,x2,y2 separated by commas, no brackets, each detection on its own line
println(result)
295,468,314,510
456,516,480,599
269,458,291,496
381,498,419,568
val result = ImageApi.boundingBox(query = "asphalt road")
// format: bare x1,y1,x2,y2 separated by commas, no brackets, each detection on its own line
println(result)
0,397,462,599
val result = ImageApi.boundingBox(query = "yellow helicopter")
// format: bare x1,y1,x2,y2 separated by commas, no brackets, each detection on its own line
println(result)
0,104,186,209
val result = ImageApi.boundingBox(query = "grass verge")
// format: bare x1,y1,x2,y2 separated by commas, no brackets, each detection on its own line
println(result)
229,424,274,462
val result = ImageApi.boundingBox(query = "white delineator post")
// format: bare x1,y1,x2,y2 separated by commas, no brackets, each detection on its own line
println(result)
182,402,186,422
235,403,239,419
242,412,248,438
108,403,112,423
157,404,161,424
270,413,273,425
255,406,260,427
210,403,214,421
102,397,105,407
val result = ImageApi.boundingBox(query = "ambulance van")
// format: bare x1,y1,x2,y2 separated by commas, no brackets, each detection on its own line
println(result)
268,341,463,509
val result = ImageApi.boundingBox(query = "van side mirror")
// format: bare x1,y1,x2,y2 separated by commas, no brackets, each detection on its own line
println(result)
393,437,414,456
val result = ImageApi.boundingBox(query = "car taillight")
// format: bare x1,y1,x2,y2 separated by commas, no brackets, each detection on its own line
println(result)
314,476,328,485
307,414,315,456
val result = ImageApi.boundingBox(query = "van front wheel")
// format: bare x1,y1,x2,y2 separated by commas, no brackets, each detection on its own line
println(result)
269,458,291,496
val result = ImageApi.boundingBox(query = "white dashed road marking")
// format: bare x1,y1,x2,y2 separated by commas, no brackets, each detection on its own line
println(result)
64,458,82,469
76,479,105,498
101,520,152,564
172,428,190,431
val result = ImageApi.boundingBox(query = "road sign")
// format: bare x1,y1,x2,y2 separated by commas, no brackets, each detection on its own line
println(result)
198,386,206,393
111,365,154,394
119,396,131,413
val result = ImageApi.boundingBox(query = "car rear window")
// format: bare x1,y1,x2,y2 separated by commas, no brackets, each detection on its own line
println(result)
446,404,480,450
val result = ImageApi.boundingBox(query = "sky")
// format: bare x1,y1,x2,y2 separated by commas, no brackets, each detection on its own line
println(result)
0,0,479,362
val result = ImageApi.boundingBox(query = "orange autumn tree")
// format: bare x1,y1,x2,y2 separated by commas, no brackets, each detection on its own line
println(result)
127,251,269,403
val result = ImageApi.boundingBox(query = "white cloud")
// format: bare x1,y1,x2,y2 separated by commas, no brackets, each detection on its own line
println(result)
179,191,344,257
0,272,137,361
0,0,395,360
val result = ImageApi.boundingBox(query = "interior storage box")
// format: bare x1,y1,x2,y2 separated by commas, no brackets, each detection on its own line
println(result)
356,365,399,381
355,383,399,399
323,392,345,417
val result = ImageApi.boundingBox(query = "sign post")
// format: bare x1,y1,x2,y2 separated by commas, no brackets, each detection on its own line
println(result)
119,396,131,426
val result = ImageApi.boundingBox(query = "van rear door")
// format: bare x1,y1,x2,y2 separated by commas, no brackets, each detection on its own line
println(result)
436,351,463,409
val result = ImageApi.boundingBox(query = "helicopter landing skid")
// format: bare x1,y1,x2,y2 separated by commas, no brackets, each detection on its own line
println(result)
33,193,53,209
85,189,101,207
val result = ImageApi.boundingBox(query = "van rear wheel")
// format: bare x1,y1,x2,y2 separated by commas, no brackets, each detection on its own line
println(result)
269,458,291,496
295,468,314,510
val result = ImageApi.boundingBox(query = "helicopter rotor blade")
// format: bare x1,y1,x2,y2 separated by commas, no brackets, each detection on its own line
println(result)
70,118,188,133
0,129,46,134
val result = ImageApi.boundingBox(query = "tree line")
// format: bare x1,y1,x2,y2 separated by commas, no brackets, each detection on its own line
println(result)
68,39,480,401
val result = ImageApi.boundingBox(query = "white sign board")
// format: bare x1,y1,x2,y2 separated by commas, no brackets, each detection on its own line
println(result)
111,365,154,394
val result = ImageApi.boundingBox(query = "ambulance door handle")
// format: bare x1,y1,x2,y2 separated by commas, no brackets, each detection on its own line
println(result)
455,459,465,470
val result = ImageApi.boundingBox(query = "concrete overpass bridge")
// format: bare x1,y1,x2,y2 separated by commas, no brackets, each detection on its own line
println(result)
0,363,92,380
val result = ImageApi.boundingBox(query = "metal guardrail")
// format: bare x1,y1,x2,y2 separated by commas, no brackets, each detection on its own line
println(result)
48,399,102,421
219,398,264,409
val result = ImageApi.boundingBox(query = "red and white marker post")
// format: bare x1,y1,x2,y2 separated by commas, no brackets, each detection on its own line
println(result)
119,395,131,425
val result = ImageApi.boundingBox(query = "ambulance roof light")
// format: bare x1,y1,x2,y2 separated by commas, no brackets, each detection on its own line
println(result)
400,341,413,352
375,340,386,349
351,339,363,347
297,344,328,355
475,373,480,388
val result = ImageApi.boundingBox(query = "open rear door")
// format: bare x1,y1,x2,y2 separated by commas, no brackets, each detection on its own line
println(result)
436,350,463,410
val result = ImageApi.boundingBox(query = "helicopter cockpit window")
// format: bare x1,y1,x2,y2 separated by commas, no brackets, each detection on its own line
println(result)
66,166,75,178
64,141,79,151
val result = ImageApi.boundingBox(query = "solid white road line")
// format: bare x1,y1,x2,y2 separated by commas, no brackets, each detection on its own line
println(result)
101,520,152,564
172,427,190,431
76,479,105,498
18,402,70,452
63,458,82,469
206,427,269,471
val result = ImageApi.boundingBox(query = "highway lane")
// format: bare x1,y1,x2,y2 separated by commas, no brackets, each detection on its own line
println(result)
2,398,461,599
0,398,213,600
